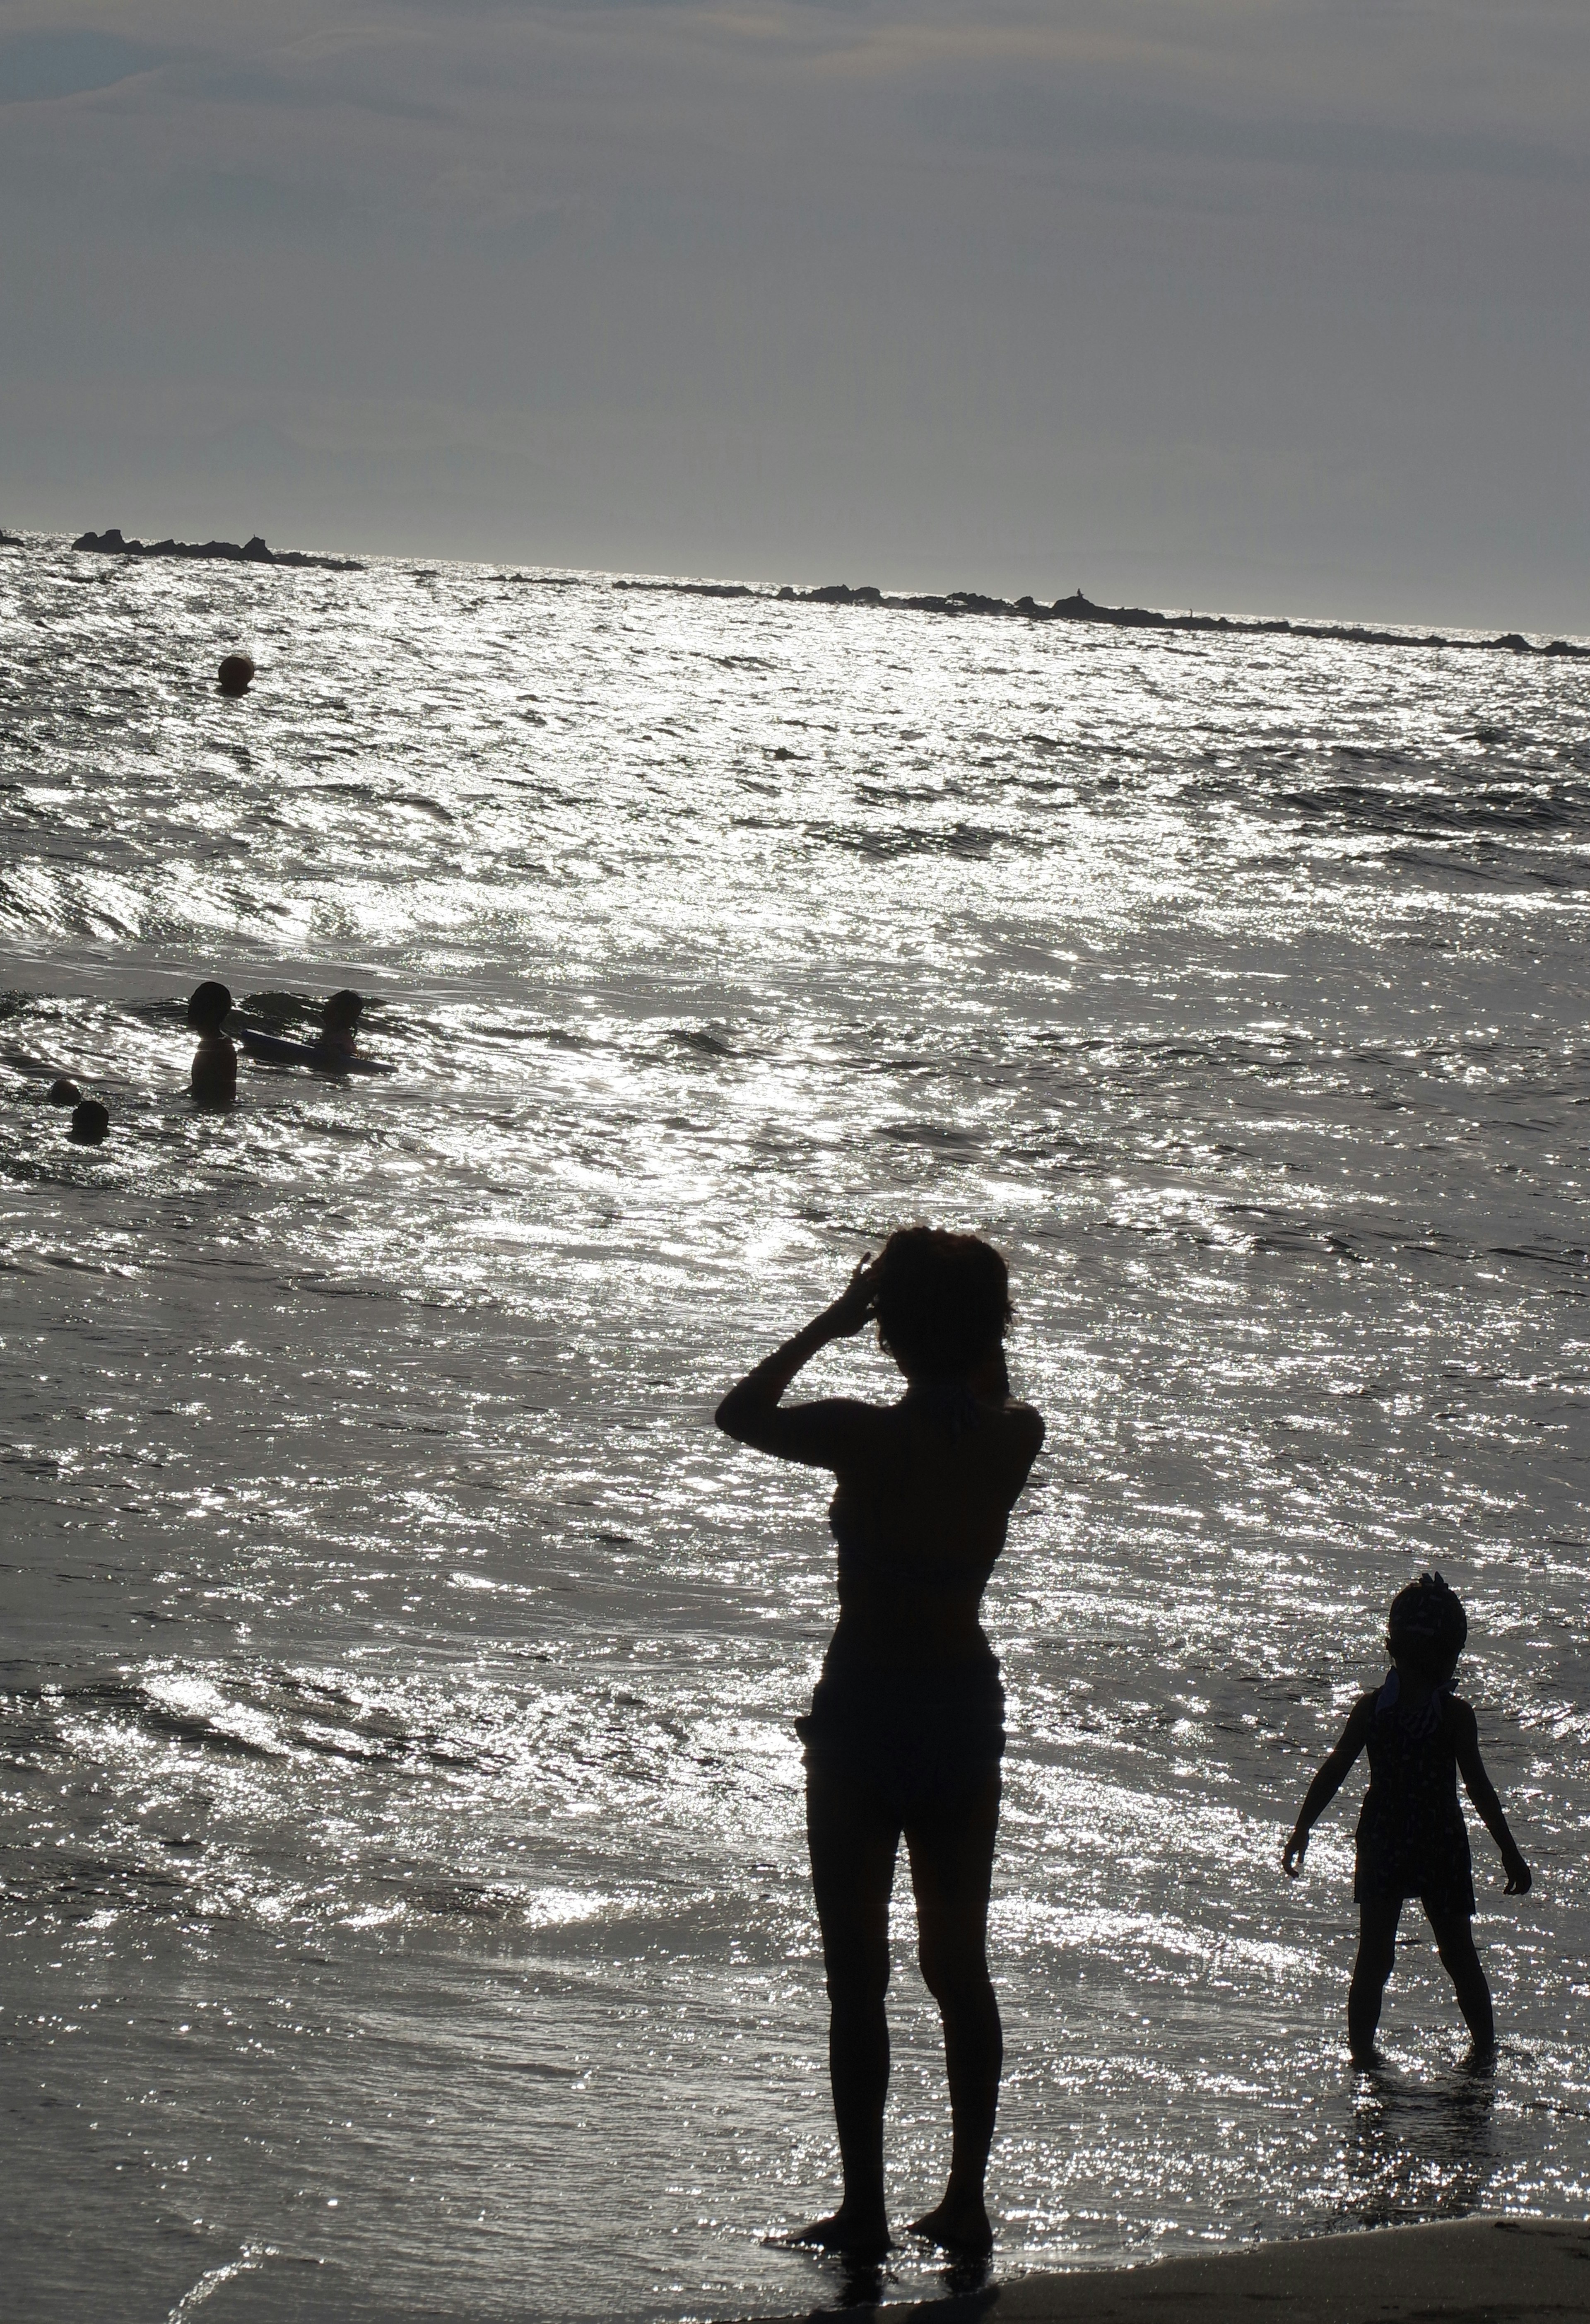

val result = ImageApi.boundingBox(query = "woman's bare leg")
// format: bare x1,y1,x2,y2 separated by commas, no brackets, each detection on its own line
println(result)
799,1761,901,2253
905,1767,1002,2254
1349,1897,1402,2065
1427,1908,1495,2059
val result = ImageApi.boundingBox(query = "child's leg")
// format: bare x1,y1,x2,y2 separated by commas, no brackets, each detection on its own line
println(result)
1426,1907,1495,2056
1348,1898,1402,2063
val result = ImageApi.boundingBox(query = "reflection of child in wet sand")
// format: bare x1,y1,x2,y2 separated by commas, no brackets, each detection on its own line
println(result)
1284,1572,1531,2066
188,982,237,1105
317,989,363,1064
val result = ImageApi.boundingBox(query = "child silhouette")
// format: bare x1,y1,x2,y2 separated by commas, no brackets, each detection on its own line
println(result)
1283,1572,1531,2066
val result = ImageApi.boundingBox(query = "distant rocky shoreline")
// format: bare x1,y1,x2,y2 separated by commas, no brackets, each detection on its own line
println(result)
47,528,1588,653
71,528,363,573
605,575,1590,659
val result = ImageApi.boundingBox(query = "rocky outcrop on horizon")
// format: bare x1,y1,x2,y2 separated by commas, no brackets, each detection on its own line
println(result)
576,571,1588,656
71,528,363,572
769,582,1590,658
63,527,1577,655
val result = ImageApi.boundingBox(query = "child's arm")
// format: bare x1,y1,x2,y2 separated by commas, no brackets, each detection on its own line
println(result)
1282,1695,1375,1876
1451,1700,1532,1893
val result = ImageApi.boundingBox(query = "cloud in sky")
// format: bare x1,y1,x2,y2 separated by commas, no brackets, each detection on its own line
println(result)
2,0,1586,624
0,26,161,101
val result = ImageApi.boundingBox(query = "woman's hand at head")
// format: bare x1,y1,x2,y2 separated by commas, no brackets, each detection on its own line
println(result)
826,1254,881,1337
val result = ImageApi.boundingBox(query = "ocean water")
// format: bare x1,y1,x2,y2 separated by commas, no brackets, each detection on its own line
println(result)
1,532,1587,2324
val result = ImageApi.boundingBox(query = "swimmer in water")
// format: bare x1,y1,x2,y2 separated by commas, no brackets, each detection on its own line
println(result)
1283,1571,1532,2066
317,989,363,1064
68,1098,109,1145
716,1229,1045,2257
187,981,237,1105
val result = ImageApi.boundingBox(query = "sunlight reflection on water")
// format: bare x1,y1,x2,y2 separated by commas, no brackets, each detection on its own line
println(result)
1,537,1588,2320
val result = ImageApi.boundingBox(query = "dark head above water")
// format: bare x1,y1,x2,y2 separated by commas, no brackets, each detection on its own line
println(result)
871,1225,1012,1385
47,1076,82,1107
187,981,233,1032
217,653,255,697
69,1099,110,1145
323,989,364,1029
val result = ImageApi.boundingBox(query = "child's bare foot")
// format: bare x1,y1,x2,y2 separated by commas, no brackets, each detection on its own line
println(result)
786,2206,890,2256
909,2194,993,2255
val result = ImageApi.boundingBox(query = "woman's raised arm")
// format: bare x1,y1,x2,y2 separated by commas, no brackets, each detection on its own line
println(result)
715,1259,881,1468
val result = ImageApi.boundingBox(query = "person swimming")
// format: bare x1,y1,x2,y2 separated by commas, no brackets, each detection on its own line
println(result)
316,989,363,1063
716,1229,1045,2257
187,981,237,1105
1283,1571,1532,2066
68,1098,109,1145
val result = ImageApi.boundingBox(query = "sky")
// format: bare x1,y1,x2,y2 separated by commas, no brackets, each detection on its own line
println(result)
1,0,1586,628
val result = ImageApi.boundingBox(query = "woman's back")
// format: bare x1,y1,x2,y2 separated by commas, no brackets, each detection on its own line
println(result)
826,1386,1043,1662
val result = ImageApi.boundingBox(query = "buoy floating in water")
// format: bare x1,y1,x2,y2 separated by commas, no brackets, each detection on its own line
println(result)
217,653,255,697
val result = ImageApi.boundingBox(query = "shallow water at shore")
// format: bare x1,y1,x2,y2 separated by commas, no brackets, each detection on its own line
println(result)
2,532,1588,2321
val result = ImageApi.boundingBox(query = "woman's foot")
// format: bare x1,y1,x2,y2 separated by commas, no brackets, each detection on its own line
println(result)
787,2206,891,2256
908,2193,993,2255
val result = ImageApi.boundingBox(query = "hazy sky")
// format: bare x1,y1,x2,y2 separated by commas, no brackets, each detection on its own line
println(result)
2,1,1586,626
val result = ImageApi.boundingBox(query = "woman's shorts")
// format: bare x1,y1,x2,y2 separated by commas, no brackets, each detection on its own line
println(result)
797,1654,1005,1825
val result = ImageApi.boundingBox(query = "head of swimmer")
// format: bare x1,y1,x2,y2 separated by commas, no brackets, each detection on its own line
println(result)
1386,1570,1467,1692
866,1227,1012,1396
187,981,234,1039
320,989,363,1054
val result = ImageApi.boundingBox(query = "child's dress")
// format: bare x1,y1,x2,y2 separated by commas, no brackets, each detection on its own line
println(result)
1353,1672,1475,1917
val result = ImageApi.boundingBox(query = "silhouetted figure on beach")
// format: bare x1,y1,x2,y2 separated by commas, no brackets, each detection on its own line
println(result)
716,1230,1045,2257
68,1099,109,1145
317,989,363,1064
1283,1572,1531,2067
188,981,237,1105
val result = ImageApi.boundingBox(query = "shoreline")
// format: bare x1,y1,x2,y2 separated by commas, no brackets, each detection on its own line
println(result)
21,525,1588,654
719,2217,1590,2322
610,576,1590,659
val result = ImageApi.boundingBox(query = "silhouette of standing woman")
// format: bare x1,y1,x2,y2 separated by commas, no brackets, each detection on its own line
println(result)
716,1230,1044,2257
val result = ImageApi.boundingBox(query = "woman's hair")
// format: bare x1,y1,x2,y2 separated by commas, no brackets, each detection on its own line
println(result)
1387,1570,1467,1681
324,989,364,1027
187,981,233,1032
871,1227,1012,1383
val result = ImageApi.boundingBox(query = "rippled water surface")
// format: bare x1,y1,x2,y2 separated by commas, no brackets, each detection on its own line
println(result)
2,534,1588,2323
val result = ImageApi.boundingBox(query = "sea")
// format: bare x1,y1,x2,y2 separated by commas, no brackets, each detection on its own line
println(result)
2,530,1587,2324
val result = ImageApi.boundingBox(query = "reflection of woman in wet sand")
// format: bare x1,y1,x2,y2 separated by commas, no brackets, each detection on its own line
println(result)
716,1231,1044,2257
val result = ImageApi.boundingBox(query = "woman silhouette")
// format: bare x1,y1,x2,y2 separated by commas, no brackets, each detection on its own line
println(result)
716,1230,1044,2256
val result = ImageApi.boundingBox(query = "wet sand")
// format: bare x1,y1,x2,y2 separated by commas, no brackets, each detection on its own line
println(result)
726,2217,1590,2323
